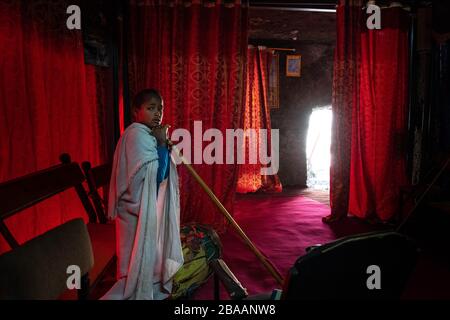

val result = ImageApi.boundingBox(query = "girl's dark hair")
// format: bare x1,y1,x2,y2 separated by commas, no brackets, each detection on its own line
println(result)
132,89,163,110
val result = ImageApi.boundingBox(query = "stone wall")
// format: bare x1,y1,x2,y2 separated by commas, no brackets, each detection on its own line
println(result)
249,8,336,187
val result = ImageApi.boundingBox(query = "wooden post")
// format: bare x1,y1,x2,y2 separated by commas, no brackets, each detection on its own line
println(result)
168,140,285,286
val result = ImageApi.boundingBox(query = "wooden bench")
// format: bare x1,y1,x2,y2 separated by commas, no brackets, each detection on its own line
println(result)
59,154,116,299
81,161,112,225
81,159,116,298
0,163,95,299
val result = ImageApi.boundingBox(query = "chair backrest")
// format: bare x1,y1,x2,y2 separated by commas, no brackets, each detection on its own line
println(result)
0,218,93,299
282,231,419,300
0,161,96,299
81,161,112,224
0,162,98,248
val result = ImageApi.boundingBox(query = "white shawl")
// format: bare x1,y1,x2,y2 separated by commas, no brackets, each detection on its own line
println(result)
105,123,184,300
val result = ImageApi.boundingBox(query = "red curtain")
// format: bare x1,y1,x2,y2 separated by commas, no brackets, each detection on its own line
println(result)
236,46,282,193
0,0,107,253
349,8,409,221
328,1,410,222
328,0,362,221
127,0,248,232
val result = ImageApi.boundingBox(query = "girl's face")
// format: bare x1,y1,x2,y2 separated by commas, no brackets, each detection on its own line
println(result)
134,96,164,129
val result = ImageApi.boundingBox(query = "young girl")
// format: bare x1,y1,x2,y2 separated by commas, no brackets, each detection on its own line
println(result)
101,89,184,300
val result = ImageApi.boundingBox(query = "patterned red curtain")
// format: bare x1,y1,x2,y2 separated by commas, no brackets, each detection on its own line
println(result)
327,0,363,222
127,0,248,232
349,7,409,221
327,1,410,223
0,0,107,253
236,46,282,193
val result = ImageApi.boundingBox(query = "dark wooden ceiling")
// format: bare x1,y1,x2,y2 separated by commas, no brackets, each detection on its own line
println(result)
249,7,336,42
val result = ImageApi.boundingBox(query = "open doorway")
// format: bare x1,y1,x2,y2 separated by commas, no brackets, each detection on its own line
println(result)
306,106,332,190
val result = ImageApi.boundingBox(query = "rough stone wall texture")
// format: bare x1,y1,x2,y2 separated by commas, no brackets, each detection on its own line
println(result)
249,9,336,187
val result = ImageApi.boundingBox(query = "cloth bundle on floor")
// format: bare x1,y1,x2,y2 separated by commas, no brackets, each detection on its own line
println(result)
171,223,222,299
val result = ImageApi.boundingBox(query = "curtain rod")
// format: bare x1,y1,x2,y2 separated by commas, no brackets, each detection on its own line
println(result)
248,1,336,6
249,1,337,13
250,6,336,13
248,45,296,52
269,47,296,52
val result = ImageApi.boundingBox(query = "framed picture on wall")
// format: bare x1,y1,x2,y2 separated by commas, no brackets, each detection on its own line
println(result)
286,54,301,77
268,53,279,109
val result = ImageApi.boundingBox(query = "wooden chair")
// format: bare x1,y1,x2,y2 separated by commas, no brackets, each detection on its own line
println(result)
0,163,94,299
80,160,112,224
59,154,116,299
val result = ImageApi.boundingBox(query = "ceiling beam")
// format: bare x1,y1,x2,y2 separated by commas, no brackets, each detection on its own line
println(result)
249,1,337,12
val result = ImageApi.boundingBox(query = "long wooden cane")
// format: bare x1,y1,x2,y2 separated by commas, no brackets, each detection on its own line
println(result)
167,139,285,286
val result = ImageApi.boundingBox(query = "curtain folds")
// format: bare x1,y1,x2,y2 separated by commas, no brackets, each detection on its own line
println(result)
328,0,363,221
0,0,107,253
127,0,248,232
236,46,282,193
328,1,410,222
349,8,409,221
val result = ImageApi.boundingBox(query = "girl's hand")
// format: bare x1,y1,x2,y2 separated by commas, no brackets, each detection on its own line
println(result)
151,124,170,146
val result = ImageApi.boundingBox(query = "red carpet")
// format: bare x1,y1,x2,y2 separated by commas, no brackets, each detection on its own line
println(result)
192,194,381,299
90,191,449,300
